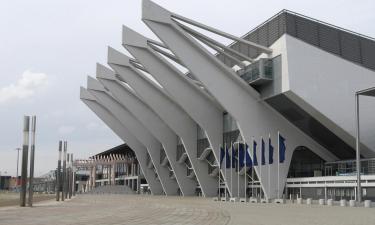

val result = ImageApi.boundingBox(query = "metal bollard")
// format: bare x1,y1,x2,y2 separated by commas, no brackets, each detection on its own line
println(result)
364,200,372,208
306,198,312,205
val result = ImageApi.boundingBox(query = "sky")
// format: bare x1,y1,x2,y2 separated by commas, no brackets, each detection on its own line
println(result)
0,0,374,177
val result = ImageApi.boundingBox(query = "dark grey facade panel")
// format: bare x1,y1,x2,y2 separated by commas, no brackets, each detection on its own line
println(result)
216,10,375,71
318,24,341,55
340,31,362,64
361,39,375,69
265,94,355,160
268,14,282,45
285,13,296,36
295,16,320,47
258,23,269,47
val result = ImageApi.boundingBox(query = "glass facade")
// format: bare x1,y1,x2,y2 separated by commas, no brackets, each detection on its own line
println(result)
237,58,273,84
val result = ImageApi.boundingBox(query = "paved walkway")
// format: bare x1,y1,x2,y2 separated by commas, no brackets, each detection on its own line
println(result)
0,194,374,225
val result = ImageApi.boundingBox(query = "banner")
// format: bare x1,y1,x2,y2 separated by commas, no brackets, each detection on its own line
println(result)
220,147,225,168
225,145,231,169
253,140,258,166
231,143,236,169
261,138,266,165
245,144,252,167
238,143,245,168
269,136,274,164
278,133,286,163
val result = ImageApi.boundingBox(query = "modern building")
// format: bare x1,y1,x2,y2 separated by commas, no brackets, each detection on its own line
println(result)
80,0,375,201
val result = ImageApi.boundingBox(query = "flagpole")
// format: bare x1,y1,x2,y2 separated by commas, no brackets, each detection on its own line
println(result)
244,140,247,200
218,145,221,200
260,136,262,199
230,140,233,199
237,141,240,199
251,137,254,198
225,142,227,200
277,131,280,199
268,133,271,200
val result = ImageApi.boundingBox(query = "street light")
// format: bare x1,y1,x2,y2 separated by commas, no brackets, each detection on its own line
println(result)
355,86,375,203
15,148,21,184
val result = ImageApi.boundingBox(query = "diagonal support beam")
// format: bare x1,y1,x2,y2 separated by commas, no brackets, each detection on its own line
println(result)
86,77,179,196
98,62,197,196
80,87,163,195
122,26,244,197
142,0,272,54
142,0,337,200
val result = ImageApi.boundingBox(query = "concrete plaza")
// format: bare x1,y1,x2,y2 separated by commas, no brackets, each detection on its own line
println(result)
0,194,374,225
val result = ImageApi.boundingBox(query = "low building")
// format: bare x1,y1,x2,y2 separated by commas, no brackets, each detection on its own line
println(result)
74,144,148,194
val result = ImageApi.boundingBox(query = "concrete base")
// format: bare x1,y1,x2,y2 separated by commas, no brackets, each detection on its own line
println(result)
306,198,312,205
229,197,239,202
212,197,219,201
340,199,347,207
349,200,356,207
261,198,270,203
319,199,325,205
274,199,286,204
297,198,303,204
249,197,259,203
364,200,372,208
327,199,333,206
220,197,228,202
239,198,248,203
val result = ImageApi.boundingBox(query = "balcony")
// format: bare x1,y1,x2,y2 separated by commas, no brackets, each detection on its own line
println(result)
209,166,220,177
187,168,196,179
178,152,188,164
147,154,153,169
161,156,169,167
198,147,212,161
237,58,273,85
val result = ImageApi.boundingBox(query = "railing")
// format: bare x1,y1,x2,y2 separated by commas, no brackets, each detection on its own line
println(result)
286,175,375,188
197,138,210,158
237,58,273,84
160,149,166,165
176,144,186,161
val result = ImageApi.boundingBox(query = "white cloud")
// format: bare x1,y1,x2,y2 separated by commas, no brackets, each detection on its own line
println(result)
0,70,48,103
58,125,76,134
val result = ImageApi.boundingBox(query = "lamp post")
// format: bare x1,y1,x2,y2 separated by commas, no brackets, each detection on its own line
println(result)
355,86,375,203
20,116,30,207
15,148,21,185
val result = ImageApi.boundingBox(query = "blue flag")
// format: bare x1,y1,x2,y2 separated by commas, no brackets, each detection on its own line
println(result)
225,145,231,169
238,144,245,168
220,147,225,168
261,138,266,165
253,140,258,166
231,144,236,169
245,144,252,167
278,133,286,163
269,137,274,164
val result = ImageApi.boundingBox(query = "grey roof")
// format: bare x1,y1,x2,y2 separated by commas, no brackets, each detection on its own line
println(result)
217,10,375,71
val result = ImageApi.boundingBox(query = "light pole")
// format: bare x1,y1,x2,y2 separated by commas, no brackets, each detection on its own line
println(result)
355,86,375,203
15,148,21,183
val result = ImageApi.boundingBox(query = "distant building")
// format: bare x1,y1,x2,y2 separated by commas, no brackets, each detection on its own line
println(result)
0,176,11,190
74,144,145,194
